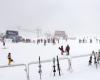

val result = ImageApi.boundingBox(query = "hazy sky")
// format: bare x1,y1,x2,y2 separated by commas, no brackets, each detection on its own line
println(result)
0,0,100,36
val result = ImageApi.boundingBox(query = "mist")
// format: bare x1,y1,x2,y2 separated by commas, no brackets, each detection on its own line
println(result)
0,0,100,36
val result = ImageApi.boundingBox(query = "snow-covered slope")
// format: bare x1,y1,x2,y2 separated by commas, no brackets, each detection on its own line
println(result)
0,38,100,80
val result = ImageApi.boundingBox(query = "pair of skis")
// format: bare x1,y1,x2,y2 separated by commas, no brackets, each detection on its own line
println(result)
53,56,61,76
38,56,61,80
38,56,42,79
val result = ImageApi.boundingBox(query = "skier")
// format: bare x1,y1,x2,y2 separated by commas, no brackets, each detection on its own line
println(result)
3,41,5,48
83,39,85,43
47,38,50,43
57,39,59,44
8,53,13,65
59,45,64,55
65,44,70,55
89,55,92,65
52,38,55,45
2,36,6,48
97,50,100,64
90,39,92,43
79,39,82,43
40,38,43,43
92,50,95,56
94,53,98,69
44,39,46,46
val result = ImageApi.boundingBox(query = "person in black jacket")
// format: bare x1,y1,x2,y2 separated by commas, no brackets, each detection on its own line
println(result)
89,55,92,65
59,46,64,55
65,45,70,55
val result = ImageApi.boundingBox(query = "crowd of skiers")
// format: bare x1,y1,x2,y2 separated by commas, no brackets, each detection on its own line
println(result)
79,38,100,44
79,38,93,43
36,38,59,45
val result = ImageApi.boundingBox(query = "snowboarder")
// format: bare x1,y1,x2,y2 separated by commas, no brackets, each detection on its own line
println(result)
59,45,64,55
8,53,13,65
65,45,70,55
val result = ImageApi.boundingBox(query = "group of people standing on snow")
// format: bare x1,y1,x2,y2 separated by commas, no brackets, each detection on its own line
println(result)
36,38,59,45
79,38,93,43
89,50,100,68
59,44,70,55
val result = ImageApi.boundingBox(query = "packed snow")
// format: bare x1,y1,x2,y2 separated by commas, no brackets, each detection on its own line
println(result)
0,37,100,80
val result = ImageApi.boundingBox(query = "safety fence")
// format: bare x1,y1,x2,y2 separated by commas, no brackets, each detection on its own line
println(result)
0,54,91,80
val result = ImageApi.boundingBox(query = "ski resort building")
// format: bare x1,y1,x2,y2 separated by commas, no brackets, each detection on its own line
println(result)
54,31,67,40
5,30,22,42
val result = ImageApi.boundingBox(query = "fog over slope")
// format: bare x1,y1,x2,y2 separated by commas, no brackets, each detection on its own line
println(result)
0,0,100,36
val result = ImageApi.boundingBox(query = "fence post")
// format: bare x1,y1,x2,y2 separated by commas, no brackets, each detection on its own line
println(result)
25,64,30,80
